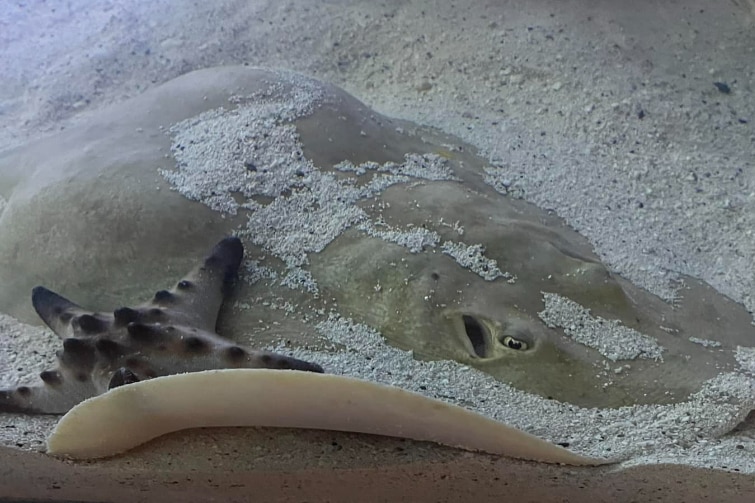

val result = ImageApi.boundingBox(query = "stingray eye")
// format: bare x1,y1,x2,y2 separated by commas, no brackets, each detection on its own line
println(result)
502,335,527,351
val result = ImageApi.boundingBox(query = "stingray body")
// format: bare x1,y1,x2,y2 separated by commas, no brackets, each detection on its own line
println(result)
0,237,322,414
0,66,752,411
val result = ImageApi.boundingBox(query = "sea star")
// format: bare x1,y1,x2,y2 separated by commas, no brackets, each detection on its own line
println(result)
0,236,323,414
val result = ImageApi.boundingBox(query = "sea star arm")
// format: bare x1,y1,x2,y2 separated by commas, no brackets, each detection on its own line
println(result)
0,237,323,415
135,236,246,332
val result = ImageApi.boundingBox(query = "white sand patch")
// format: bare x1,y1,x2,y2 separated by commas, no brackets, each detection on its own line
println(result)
440,241,512,282
539,293,664,361
359,220,441,254
689,337,723,349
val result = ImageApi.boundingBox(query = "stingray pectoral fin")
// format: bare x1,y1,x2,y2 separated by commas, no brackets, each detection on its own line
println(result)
46,369,611,465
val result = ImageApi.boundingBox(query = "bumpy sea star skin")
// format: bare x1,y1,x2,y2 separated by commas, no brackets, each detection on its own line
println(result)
0,236,323,414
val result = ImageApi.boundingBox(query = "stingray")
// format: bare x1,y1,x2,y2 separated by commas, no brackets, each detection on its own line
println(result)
0,237,323,414
0,66,752,413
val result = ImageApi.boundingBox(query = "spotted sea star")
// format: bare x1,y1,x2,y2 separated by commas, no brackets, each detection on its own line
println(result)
0,237,323,414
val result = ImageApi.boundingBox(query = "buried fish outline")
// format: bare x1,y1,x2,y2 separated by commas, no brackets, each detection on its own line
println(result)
0,236,323,414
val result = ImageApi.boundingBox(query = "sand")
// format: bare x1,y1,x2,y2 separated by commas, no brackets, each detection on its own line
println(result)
0,1,754,501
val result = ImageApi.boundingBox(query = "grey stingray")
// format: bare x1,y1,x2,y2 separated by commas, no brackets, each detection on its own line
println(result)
0,237,322,414
307,188,754,407
0,66,752,410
